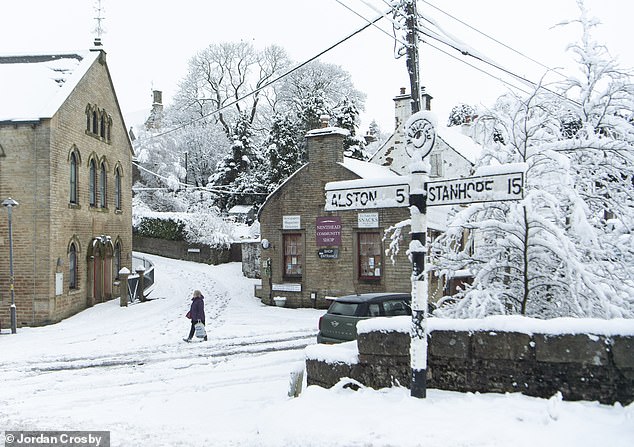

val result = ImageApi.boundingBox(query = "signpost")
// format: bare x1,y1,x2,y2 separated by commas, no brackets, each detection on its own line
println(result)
325,180,408,211
426,172,524,207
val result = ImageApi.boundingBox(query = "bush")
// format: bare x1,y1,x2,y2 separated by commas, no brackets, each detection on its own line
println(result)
135,217,186,241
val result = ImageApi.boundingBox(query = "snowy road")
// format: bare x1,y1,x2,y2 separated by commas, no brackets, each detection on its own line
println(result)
0,254,324,446
1,254,632,447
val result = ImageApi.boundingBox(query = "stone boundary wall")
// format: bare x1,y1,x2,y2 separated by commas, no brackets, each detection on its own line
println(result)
133,235,241,265
306,326,634,405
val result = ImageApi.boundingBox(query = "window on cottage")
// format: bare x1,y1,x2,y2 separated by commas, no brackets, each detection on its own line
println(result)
430,153,443,177
69,243,78,289
359,232,382,279
89,159,97,206
70,152,78,204
114,167,121,210
283,233,302,278
100,162,107,208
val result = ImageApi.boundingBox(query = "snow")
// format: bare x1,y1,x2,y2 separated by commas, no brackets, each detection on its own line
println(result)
341,156,400,179
358,314,634,337
0,51,98,121
436,125,483,164
1,253,632,446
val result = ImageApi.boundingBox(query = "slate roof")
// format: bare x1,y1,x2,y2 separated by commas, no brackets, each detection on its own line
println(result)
0,50,99,122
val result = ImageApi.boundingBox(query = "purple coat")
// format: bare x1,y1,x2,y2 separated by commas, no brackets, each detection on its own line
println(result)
189,295,205,322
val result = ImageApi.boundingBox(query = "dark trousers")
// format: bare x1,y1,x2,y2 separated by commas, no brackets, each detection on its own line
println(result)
188,319,206,339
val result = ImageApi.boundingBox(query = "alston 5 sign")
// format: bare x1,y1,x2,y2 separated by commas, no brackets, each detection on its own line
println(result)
325,182,408,211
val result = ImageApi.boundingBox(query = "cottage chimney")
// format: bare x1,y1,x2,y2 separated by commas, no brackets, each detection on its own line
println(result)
305,115,347,165
393,88,412,131
319,114,330,128
421,87,433,112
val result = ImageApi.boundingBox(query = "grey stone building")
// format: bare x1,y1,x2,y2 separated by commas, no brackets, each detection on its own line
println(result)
0,48,133,326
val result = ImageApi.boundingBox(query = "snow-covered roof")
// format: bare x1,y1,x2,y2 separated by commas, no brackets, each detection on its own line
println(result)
369,123,483,174
437,125,483,164
305,126,349,137
340,157,399,179
228,205,254,214
0,50,99,122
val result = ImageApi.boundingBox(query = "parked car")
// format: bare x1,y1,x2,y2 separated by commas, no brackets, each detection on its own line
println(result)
317,292,411,344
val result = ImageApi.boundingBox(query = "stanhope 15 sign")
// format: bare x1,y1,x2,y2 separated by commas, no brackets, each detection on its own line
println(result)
426,171,524,207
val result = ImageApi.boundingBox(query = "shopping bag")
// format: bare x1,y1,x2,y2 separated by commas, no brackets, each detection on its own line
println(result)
194,321,207,339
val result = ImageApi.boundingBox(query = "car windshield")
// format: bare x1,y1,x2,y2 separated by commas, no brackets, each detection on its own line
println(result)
328,301,360,316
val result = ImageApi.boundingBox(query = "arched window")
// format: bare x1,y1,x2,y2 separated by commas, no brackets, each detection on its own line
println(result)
89,159,97,207
92,110,98,134
114,167,122,210
106,116,112,142
70,152,78,204
100,111,106,138
86,107,91,132
100,162,107,208
69,243,78,289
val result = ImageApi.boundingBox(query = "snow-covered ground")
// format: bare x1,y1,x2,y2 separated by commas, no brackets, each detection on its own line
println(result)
0,253,632,446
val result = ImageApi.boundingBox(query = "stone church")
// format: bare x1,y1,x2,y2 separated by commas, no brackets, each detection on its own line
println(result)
0,48,133,327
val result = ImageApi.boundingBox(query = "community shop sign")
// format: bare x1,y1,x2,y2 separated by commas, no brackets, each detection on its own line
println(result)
316,217,341,246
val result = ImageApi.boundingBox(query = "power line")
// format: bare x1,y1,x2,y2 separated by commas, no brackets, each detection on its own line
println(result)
353,0,580,107
132,161,268,195
419,0,568,80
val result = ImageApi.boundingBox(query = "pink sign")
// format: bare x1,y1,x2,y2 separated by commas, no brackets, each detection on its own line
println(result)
316,217,341,246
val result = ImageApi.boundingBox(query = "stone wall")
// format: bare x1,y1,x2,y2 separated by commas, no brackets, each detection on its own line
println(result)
306,324,634,405
133,235,235,265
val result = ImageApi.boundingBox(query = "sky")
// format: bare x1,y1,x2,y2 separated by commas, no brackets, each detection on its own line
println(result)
1,0,632,133
1,253,632,446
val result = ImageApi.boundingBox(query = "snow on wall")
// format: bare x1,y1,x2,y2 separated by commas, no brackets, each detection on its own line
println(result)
357,314,634,336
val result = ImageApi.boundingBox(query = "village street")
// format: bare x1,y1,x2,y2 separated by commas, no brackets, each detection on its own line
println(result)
0,254,631,447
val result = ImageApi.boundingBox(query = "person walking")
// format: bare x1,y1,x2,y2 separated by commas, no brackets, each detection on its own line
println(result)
184,289,207,342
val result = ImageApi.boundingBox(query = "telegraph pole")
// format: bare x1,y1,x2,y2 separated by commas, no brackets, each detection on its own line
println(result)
405,0,421,115
403,0,431,399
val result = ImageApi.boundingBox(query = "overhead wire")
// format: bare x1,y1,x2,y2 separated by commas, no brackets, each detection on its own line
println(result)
360,0,580,107
419,0,569,80
132,161,268,195
343,0,534,95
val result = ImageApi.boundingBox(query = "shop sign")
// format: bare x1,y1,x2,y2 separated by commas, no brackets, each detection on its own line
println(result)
316,216,341,246
272,283,302,292
318,248,339,259
358,212,379,228
283,215,301,229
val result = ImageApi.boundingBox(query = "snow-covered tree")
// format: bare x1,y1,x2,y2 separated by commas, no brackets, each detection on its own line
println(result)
432,4,634,319
447,103,477,127
334,96,367,160
266,112,304,189
210,113,267,211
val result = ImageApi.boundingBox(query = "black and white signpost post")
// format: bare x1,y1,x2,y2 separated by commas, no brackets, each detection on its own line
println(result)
406,113,435,398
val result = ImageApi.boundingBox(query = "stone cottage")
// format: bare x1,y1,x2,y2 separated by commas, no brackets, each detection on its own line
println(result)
256,115,412,309
0,48,133,327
